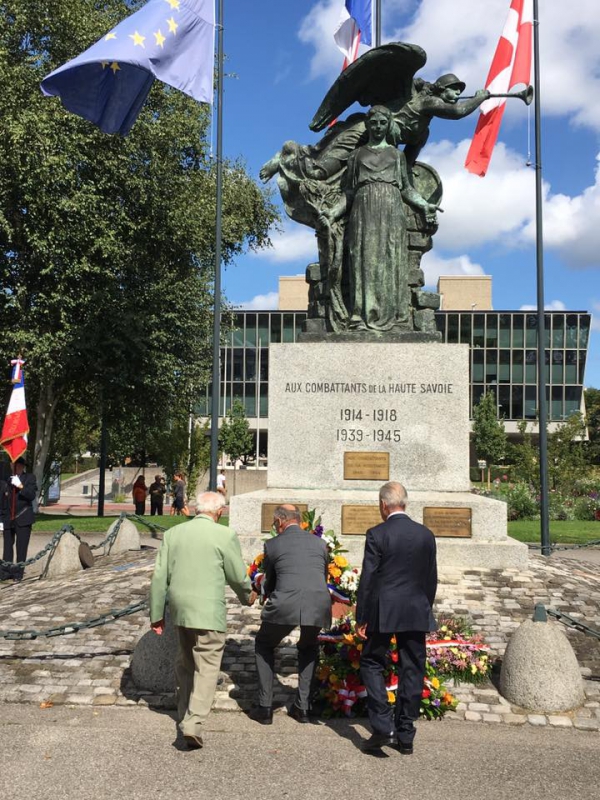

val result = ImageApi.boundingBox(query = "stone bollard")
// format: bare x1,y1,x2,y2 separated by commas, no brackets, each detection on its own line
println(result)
106,517,141,555
499,605,585,712
41,531,83,579
131,611,177,693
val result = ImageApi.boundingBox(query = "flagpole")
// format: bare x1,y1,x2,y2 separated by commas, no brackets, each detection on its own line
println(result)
533,0,550,556
375,0,381,47
209,0,224,493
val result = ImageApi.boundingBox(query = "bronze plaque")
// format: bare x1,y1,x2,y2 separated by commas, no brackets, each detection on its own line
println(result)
341,505,382,535
261,503,308,533
344,451,390,481
423,507,472,538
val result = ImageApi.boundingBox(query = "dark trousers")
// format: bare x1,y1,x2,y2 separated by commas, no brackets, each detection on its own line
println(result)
2,522,32,579
360,630,427,745
255,621,320,710
134,501,145,515
150,497,163,516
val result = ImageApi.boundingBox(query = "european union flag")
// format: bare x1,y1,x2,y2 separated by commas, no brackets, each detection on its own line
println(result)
41,0,215,136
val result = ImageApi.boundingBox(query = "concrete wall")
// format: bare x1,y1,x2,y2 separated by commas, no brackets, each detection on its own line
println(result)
438,276,493,311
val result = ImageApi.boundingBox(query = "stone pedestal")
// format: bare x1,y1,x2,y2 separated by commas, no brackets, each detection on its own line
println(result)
230,342,526,570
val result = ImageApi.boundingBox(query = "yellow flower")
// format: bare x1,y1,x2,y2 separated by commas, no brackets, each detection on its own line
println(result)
387,691,396,704
343,634,355,644
351,660,360,669
329,674,339,685
255,553,264,565
356,643,363,652
440,625,447,632
431,677,440,689
333,555,348,568
471,664,478,674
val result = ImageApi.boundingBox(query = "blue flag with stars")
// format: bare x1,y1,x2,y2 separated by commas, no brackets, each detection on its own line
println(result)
41,0,215,135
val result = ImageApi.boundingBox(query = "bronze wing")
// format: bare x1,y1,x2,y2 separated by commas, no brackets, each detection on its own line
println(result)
309,42,427,132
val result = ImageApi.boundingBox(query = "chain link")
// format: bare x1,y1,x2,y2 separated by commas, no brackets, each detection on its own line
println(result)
0,599,149,640
528,539,600,551
127,513,166,537
547,608,600,641
0,525,76,570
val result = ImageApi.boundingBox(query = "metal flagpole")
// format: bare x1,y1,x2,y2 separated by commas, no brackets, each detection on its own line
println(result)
375,0,381,47
209,0,224,492
533,0,550,556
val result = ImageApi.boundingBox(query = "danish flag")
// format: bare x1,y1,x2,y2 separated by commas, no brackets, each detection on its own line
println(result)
334,0,372,70
1,358,29,463
465,0,533,177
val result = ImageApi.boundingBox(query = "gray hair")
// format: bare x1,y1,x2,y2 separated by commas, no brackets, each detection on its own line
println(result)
195,491,226,515
273,505,301,525
379,481,408,509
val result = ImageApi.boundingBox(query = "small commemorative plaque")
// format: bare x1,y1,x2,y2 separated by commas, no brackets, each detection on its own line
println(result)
341,505,382,535
343,451,390,481
261,503,308,533
423,507,472,538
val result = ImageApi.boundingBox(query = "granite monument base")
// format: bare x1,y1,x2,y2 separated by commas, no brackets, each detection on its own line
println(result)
229,488,528,570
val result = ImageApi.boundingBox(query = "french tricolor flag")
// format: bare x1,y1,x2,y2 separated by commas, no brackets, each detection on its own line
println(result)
1,359,29,463
334,0,372,69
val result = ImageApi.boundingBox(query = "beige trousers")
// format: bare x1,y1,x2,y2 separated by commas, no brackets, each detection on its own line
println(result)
175,626,226,736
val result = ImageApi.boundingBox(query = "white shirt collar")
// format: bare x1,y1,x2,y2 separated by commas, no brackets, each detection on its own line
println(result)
387,510,408,520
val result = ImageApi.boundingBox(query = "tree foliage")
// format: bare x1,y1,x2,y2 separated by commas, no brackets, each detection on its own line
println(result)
547,412,590,494
472,391,507,488
219,400,254,494
0,1,278,487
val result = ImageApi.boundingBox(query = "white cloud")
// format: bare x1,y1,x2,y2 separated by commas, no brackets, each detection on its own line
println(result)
250,224,317,264
235,292,279,311
520,300,567,311
421,251,484,289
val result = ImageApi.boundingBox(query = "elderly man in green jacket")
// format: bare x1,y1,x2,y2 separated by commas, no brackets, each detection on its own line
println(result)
150,491,255,749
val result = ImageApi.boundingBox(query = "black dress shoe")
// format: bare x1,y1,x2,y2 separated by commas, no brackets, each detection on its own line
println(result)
396,742,414,755
362,732,396,752
183,733,203,750
249,706,273,725
288,703,310,723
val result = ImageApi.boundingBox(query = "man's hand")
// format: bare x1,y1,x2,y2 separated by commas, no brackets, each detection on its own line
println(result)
151,619,165,636
10,476,23,489
355,623,368,640
248,590,258,606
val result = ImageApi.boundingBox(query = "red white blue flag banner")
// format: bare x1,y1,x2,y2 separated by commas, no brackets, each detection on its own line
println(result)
1,359,29,463
465,0,533,177
334,0,372,69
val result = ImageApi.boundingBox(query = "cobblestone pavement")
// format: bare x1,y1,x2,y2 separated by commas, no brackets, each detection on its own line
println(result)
0,535,598,734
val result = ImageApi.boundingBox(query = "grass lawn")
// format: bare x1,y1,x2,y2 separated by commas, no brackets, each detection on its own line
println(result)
508,519,600,544
33,513,193,534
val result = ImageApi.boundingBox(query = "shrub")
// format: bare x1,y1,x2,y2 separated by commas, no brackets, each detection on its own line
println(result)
548,492,573,521
572,495,598,521
503,482,538,520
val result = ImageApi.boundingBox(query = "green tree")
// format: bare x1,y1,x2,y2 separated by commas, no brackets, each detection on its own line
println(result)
219,400,254,495
547,412,590,494
0,1,278,491
510,420,539,489
584,387,600,464
472,391,507,489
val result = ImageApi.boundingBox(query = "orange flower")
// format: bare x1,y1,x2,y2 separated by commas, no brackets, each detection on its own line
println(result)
387,691,396,704
328,565,342,579
301,521,309,530
255,553,264,565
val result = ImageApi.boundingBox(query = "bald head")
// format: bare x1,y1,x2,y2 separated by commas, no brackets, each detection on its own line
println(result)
273,504,301,533
379,482,407,520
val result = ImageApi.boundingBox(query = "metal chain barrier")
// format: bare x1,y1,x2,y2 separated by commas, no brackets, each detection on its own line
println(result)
126,513,166,538
0,599,149,640
528,539,600,551
546,608,600,641
0,524,76,570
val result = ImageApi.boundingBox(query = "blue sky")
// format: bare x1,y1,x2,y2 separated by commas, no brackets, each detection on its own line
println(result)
215,1,600,385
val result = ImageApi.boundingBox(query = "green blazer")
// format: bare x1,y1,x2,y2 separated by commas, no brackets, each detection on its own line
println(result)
149,514,252,632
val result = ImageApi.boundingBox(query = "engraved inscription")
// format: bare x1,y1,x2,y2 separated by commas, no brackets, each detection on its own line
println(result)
344,452,390,481
423,507,472,538
261,503,308,533
341,505,382,535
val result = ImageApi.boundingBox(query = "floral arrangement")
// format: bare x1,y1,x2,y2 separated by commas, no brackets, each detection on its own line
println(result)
316,616,458,719
247,508,360,606
426,617,491,684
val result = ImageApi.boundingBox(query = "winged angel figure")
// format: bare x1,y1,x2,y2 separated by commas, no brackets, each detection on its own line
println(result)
260,43,489,335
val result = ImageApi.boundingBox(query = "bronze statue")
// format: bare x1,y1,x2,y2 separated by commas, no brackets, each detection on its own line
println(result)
260,42,490,338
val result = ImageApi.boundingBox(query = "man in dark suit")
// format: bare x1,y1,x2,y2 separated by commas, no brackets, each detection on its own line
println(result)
1,457,38,581
356,481,437,754
251,504,331,725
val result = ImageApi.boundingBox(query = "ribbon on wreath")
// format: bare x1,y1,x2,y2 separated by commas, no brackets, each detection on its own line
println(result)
328,584,352,604
338,681,367,714
426,639,490,650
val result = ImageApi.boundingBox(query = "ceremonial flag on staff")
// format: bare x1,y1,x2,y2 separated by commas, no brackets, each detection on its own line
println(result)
334,0,372,69
465,0,533,177
0,358,29,463
41,0,216,136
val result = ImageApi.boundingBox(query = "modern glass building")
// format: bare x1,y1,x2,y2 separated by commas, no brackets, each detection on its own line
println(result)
197,277,592,454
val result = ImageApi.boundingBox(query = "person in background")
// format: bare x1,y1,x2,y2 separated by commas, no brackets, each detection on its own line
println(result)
1,457,38,582
149,474,167,516
132,475,148,515
170,471,188,516
216,469,227,499
150,491,256,749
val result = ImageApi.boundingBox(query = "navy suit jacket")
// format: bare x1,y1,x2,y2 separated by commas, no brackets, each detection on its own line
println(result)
1,473,37,528
355,513,437,633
